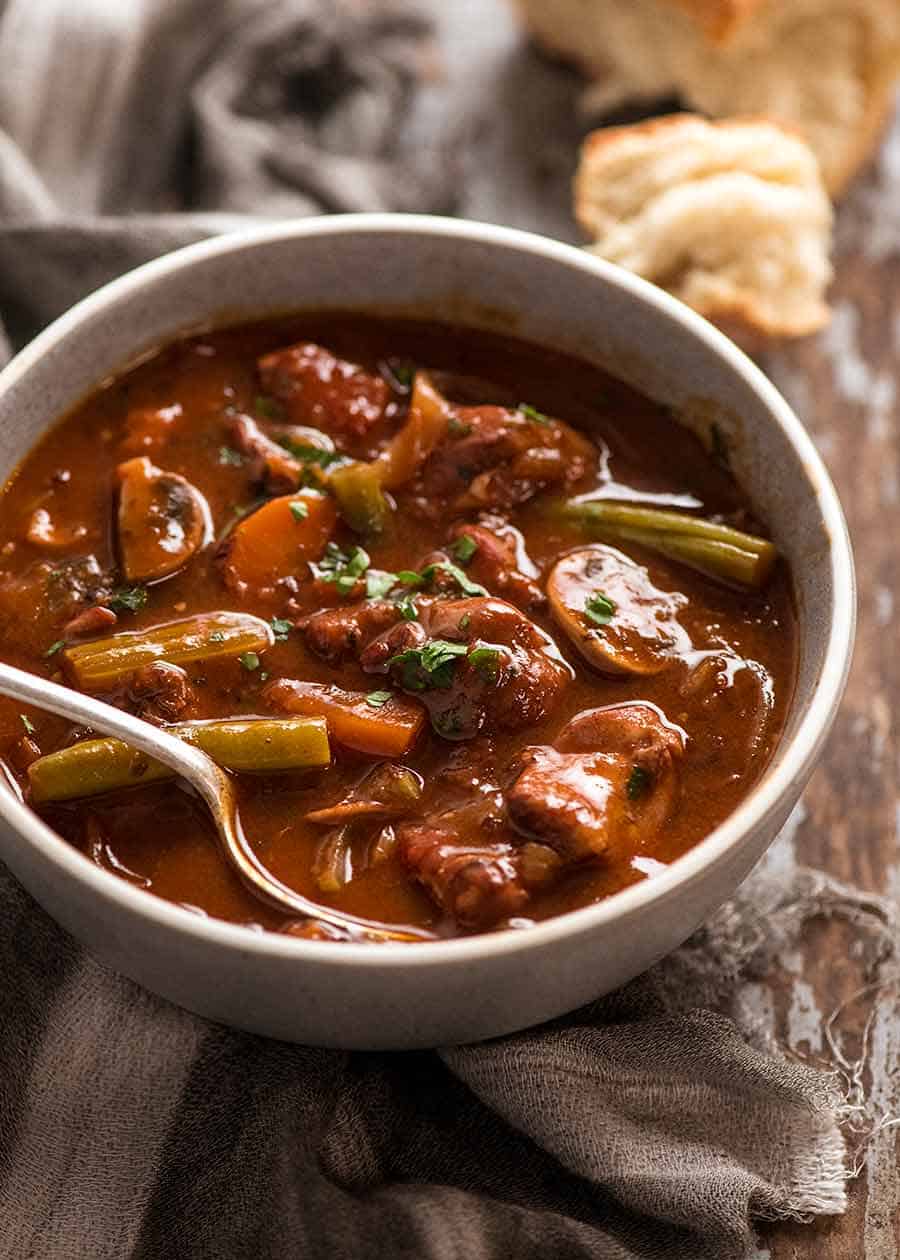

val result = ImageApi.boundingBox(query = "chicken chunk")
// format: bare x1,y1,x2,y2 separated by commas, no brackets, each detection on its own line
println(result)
300,599,403,664
0,555,111,650
398,829,529,929
227,413,303,495
62,604,118,640
506,702,685,862
361,596,572,739
447,521,544,612
128,661,198,724
414,401,596,513
257,342,390,440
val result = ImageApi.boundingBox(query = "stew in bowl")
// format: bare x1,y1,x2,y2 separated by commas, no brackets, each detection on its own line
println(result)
0,313,797,942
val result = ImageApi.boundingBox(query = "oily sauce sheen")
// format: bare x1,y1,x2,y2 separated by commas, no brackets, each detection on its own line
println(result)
0,316,797,940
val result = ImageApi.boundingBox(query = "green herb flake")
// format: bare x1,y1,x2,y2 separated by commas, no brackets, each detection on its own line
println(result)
289,500,309,522
218,445,245,467
19,714,35,736
255,394,284,421
239,651,261,672
259,671,270,682
365,690,393,709
313,542,371,598
44,640,65,659
208,631,226,644
420,561,487,598
626,765,652,801
269,617,292,642
450,534,478,565
397,594,419,622
108,585,149,614
584,591,616,627
366,570,397,600
388,639,469,691
468,646,502,684
458,614,471,632
447,416,472,438
396,569,424,587
518,403,551,427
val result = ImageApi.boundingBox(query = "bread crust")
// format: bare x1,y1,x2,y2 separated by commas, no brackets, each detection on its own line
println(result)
666,0,767,44
514,0,900,194
575,113,833,343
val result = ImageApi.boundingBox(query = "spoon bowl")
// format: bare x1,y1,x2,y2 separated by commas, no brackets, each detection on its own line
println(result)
0,661,428,943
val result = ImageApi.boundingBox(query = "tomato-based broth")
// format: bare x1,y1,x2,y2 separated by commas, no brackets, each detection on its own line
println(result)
0,316,796,940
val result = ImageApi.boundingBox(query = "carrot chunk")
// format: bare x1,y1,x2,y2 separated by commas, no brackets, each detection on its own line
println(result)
219,491,337,602
264,678,425,757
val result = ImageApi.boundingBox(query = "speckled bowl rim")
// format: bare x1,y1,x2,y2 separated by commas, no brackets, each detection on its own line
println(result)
0,215,856,973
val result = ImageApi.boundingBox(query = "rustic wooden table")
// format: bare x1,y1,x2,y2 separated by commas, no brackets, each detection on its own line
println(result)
428,3,900,1255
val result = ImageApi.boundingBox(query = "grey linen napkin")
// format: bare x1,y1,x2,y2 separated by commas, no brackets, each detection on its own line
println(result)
0,2,859,1256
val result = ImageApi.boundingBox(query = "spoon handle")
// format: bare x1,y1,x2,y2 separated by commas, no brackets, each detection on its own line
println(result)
0,661,214,776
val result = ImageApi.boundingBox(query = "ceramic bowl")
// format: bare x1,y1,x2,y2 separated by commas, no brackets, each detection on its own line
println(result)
0,216,854,1048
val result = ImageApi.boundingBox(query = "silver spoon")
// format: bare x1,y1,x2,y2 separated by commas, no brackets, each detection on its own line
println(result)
0,661,430,943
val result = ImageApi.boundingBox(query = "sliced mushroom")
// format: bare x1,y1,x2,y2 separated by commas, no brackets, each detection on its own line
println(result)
116,456,211,582
547,544,691,676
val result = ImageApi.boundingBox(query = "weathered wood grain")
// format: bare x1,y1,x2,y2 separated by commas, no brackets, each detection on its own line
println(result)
428,2,900,1253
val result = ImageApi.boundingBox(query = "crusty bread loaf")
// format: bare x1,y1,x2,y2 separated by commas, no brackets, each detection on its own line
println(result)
575,114,833,341
514,0,900,194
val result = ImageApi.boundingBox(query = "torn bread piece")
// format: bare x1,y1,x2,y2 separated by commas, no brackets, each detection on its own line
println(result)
513,0,900,194
575,114,833,342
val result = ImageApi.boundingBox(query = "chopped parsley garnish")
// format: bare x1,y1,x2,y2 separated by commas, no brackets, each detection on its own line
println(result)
388,639,469,691
458,613,471,632
312,543,370,596
20,714,35,735
239,651,261,672
254,394,284,421
518,402,551,427
108,585,149,614
450,534,478,565
366,570,397,600
423,561,487,598
468,646,502,684
289,500,309,522
447,416,472,438
626,765,652,801
365,690,393,709
208,631,226,643
44,640,65,658
399,561,487,598
269,617,292,642
584,591,616,627
218,445,245,467
362,554,487,611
